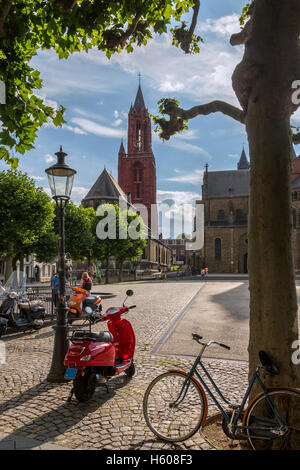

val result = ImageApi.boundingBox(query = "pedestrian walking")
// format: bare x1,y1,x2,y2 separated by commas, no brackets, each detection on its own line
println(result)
200,269,205,280
50,272,59,307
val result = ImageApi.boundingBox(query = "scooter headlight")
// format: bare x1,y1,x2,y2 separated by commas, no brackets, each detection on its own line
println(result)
85,306,93,314
80,355,91,361
68,301,77,306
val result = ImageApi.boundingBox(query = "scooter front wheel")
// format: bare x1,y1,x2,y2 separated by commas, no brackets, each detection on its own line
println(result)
73,370,96,402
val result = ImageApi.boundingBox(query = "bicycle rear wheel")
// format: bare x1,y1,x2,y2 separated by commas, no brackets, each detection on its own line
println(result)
143,371,207,442
244,388,300,450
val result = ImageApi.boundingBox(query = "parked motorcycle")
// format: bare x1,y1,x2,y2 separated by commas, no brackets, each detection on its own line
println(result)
0,272,45,337
64,289,136,402
67,287,102,323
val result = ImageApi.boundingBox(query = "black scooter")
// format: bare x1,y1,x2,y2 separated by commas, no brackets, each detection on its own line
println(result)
0,291,45,337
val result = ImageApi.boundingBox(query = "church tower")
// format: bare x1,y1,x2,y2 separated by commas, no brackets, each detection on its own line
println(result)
118,79,157,234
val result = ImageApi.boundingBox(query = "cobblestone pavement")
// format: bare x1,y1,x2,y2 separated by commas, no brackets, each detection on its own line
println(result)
0,281,248,450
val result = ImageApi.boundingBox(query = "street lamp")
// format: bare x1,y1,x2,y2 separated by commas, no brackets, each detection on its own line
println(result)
45,146,76,382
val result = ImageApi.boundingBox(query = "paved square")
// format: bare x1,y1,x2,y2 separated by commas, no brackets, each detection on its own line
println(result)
2,279,297,450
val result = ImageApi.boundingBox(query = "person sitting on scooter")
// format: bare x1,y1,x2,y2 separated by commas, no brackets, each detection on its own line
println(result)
80,272,92,296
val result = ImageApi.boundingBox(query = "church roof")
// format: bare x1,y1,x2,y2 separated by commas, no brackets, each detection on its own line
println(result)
237,147,250,170
204,169,250,198
133,84,146,110
82,168,126,203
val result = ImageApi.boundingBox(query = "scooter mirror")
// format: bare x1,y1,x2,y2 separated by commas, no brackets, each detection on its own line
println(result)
126,290,134,297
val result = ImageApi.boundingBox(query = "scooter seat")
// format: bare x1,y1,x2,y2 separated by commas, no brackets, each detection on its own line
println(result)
72,330,113,343
83,296,100,305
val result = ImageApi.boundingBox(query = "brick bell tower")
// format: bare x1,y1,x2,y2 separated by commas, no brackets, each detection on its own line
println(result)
118,77,158,234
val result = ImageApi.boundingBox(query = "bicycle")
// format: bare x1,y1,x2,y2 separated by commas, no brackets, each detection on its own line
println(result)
143,332,300,450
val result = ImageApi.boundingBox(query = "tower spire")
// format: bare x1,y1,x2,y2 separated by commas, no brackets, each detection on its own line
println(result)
133,77,146,111
237,146,250,170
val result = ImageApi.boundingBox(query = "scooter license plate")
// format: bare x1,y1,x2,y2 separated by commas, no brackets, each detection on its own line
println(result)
64,368,78,379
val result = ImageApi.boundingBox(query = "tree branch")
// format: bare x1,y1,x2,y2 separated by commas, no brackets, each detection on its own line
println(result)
172,0,200,53
103,10,143,50
155,99,245,140
52,0,78,10
230,19,252,46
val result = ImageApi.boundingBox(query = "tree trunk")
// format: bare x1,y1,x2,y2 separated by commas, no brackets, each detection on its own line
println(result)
118,261,124,283
237,0,300,397
247,112,299,389
105,256,109,284
19,255,24,273
4,255,13,282
12,255,18,271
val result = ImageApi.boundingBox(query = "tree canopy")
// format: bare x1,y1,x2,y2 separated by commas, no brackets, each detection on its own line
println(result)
93,203,146,282
0,169,55,273
0,0,201,167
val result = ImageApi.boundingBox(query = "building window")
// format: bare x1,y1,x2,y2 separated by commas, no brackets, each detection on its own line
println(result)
136,122,142,151
215,238,221,260
217,210,225,220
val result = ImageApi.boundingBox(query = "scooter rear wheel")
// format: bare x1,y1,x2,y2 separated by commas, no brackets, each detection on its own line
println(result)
73,370,96,402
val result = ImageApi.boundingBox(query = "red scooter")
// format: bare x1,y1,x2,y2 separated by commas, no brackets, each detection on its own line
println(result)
64,289,136,402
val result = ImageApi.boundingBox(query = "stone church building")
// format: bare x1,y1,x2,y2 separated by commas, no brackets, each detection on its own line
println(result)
81,82,171,273
197,147,300,274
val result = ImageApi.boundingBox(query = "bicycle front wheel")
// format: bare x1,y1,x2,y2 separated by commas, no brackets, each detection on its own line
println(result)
244,388,300,450
143,371,207,442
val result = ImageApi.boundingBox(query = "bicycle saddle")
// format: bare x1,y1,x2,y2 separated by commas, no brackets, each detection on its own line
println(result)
259,350,279,375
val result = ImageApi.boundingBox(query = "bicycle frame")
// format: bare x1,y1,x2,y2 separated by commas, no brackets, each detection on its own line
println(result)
172,342,286,435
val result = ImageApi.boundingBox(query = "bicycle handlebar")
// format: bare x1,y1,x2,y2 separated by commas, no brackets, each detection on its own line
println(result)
192,332,230,350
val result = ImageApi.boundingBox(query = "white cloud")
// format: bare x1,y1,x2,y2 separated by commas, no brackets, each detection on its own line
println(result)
32,175,46,181
166,169,204,185
159,78,185,93
71,107,106,123
32,13,243,111
44,153,55,164
42,184,88,205
62,124,87,135
157,189,201,205
157,189,201,237
199,14,241,38
70,186,89,204
70,117,126,139
165,138,212,157
112,118,123,127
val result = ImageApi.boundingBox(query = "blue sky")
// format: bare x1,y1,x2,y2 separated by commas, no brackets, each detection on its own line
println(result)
3,1,298,236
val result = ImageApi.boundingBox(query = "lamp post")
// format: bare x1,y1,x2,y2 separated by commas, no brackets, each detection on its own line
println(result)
45,146,76,383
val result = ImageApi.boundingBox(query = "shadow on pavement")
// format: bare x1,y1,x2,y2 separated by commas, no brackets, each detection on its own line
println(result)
0,374,134,449
210,282,249,322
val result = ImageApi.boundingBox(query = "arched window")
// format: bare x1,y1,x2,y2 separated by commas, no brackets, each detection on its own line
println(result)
215,238,221,260
133,162,143,199
136,121,141,151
